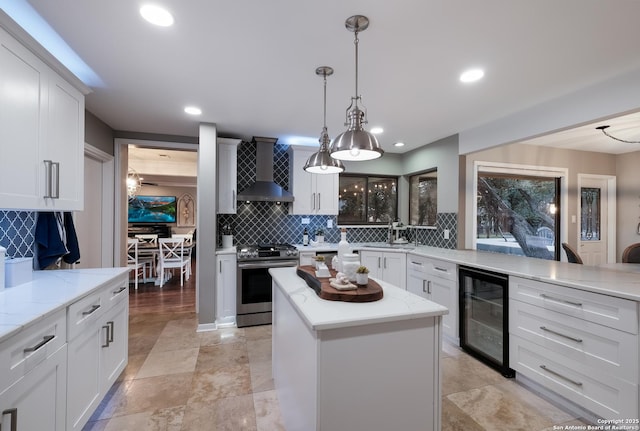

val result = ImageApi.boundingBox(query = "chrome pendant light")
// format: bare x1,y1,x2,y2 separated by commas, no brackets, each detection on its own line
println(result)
304,66,345,174
330,15,384,161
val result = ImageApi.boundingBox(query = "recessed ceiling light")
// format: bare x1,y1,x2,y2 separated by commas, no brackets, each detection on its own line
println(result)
460,68,484,83
140,4,174,27
184,106,202,115
393,142,405,147
370,127,384,134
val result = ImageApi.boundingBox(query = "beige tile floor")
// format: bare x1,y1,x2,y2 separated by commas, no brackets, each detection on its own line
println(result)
83,309,591,431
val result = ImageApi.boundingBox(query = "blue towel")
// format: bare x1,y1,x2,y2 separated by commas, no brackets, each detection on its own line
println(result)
35,212,81,269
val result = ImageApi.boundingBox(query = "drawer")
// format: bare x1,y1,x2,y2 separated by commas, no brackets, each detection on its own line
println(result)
510,276,637,334
0,308,66,393
67,289,104,341
102,275,128,308
510,335,637,419
407,255,456,282
510,300,637,381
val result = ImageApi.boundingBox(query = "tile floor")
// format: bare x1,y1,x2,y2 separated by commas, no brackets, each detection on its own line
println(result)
83,275,591,430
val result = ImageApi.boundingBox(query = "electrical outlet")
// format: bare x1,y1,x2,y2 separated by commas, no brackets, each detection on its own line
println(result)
302,218,310,225
443,229,450,240
327,219,333,229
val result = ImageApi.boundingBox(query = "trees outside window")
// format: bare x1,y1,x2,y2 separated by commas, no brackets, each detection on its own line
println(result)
409,170,437,226
338,175,397,224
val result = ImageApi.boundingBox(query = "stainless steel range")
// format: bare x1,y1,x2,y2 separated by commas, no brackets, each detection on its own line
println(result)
236,243,299,327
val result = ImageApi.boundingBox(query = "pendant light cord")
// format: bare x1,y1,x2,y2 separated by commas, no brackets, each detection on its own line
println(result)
354,30,360,108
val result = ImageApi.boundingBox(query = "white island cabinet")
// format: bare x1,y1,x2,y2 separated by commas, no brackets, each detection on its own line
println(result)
270,267,447,431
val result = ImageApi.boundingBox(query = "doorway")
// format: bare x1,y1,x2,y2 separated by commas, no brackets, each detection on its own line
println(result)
577,174,616,265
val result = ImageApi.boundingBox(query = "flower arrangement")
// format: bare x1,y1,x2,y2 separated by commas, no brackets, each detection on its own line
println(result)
315,228,324,236
314,255,325,262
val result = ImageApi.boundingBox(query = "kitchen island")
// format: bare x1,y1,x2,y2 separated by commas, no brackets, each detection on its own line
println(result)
270,266,448,431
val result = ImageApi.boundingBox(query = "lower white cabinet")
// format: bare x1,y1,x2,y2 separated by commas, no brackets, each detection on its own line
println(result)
509,276,638,419
298,251,316,266
406,254,457,340
216,253,237,327
67,276,129,431
359,250,406,290
0,309,68,431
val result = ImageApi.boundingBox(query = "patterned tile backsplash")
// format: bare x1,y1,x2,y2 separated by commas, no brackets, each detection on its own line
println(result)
0,140,456,258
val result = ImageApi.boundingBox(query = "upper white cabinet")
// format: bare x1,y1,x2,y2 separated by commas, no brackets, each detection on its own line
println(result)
217,138,241,214
287,146,339,215
0,23,86,211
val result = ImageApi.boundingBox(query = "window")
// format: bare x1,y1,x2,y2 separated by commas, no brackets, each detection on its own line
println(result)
409,169,437,226
338,175,398,224
476,173,560,260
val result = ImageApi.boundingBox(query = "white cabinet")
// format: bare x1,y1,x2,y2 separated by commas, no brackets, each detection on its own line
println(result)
298,251,316,266
287,146,339,215
216,253,237,327
66,277,128,431
406,254,457,340
509,276,638,419
217,138,241,214
0,24,85,211
0,309,67,431
359,250,406,290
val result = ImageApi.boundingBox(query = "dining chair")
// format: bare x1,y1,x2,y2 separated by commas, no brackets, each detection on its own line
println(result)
127,238,148,290
171,233,194,278
561,242,583,264
135,234,158,278
622,243,640,263
157,238,191,287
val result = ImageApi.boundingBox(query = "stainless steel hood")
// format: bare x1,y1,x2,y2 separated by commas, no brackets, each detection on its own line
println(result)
236,137,294,203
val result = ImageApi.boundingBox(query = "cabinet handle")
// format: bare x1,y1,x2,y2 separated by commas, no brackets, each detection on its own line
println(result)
43,160,53,198
51,161,60,198
232,190,236,211
427,280,432,294
107,321,115,343
539,294,583,308
82,304,101,316
539,365,583,386
383,257,387,269
312,193,316,210
317,193,321,211
220,261,222,272
2,408,18,431
23,335,55,353
377,257,381,268
422,280,427,293
434,266,448,273
539,326,583,343
102,325,110,347
112,286,127,295
411,261,423,266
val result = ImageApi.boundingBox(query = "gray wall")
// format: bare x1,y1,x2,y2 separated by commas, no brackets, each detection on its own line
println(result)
85,110,114,154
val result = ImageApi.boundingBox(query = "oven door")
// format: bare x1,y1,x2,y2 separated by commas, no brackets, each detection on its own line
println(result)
236,260,297,315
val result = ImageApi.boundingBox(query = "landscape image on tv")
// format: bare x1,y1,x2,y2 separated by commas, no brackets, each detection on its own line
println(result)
128,195,177,223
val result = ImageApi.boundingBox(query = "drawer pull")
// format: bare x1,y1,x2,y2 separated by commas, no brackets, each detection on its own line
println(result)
23,335,55,353
112,286,126,295
434,266,448,272
539,294,583,308
539,326,583,343
2,408,18,431
539,365,583,387
411,261,423,266
82,304,101,316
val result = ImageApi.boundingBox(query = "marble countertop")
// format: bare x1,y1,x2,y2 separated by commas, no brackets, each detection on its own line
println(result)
270,266,448,331
0,267,129,342
293,242,640,302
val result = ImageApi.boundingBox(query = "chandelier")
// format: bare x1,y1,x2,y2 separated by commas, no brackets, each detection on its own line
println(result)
595,125,640,144
126,168,141,197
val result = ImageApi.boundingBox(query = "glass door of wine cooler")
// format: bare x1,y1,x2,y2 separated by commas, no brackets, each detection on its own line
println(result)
459,266,514,377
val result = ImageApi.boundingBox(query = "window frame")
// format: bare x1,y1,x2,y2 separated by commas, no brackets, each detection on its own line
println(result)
338,173,399,225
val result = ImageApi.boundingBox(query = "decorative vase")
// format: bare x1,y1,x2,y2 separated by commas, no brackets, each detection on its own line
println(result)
356,273,368,285
316,235,324,243
342,253,360,282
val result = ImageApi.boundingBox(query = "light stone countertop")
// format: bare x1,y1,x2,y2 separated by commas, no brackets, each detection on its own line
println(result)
294,242,640,302
270,266,448,331
0,267,129,342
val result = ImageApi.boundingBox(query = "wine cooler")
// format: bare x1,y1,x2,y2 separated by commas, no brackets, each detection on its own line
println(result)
459,266,515,377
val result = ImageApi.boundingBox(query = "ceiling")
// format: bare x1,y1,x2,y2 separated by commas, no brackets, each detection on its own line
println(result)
17,0,640,155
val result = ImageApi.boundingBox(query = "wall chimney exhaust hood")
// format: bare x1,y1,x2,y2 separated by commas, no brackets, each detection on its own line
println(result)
236,137,294,203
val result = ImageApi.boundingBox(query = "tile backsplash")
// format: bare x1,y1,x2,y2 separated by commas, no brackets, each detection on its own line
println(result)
0,211,36,258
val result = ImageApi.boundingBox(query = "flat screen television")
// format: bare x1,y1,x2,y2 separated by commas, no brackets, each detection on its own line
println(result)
128,195,177,223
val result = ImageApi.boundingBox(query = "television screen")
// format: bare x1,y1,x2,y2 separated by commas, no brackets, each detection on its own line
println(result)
128,195,177,223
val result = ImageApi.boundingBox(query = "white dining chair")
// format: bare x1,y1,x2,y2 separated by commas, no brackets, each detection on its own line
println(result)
127,238,148,290
171,233,194,278
134,234,159,278
157,238,191,287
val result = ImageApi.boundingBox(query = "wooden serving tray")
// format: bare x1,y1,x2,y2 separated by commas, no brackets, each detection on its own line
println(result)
296,265,383,302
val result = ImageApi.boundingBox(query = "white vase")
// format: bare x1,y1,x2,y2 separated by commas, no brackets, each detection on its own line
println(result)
356,273,368,285
342,253,359,282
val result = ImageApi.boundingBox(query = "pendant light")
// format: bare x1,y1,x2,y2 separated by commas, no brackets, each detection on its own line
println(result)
304,66,345,174
330,15,384,161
